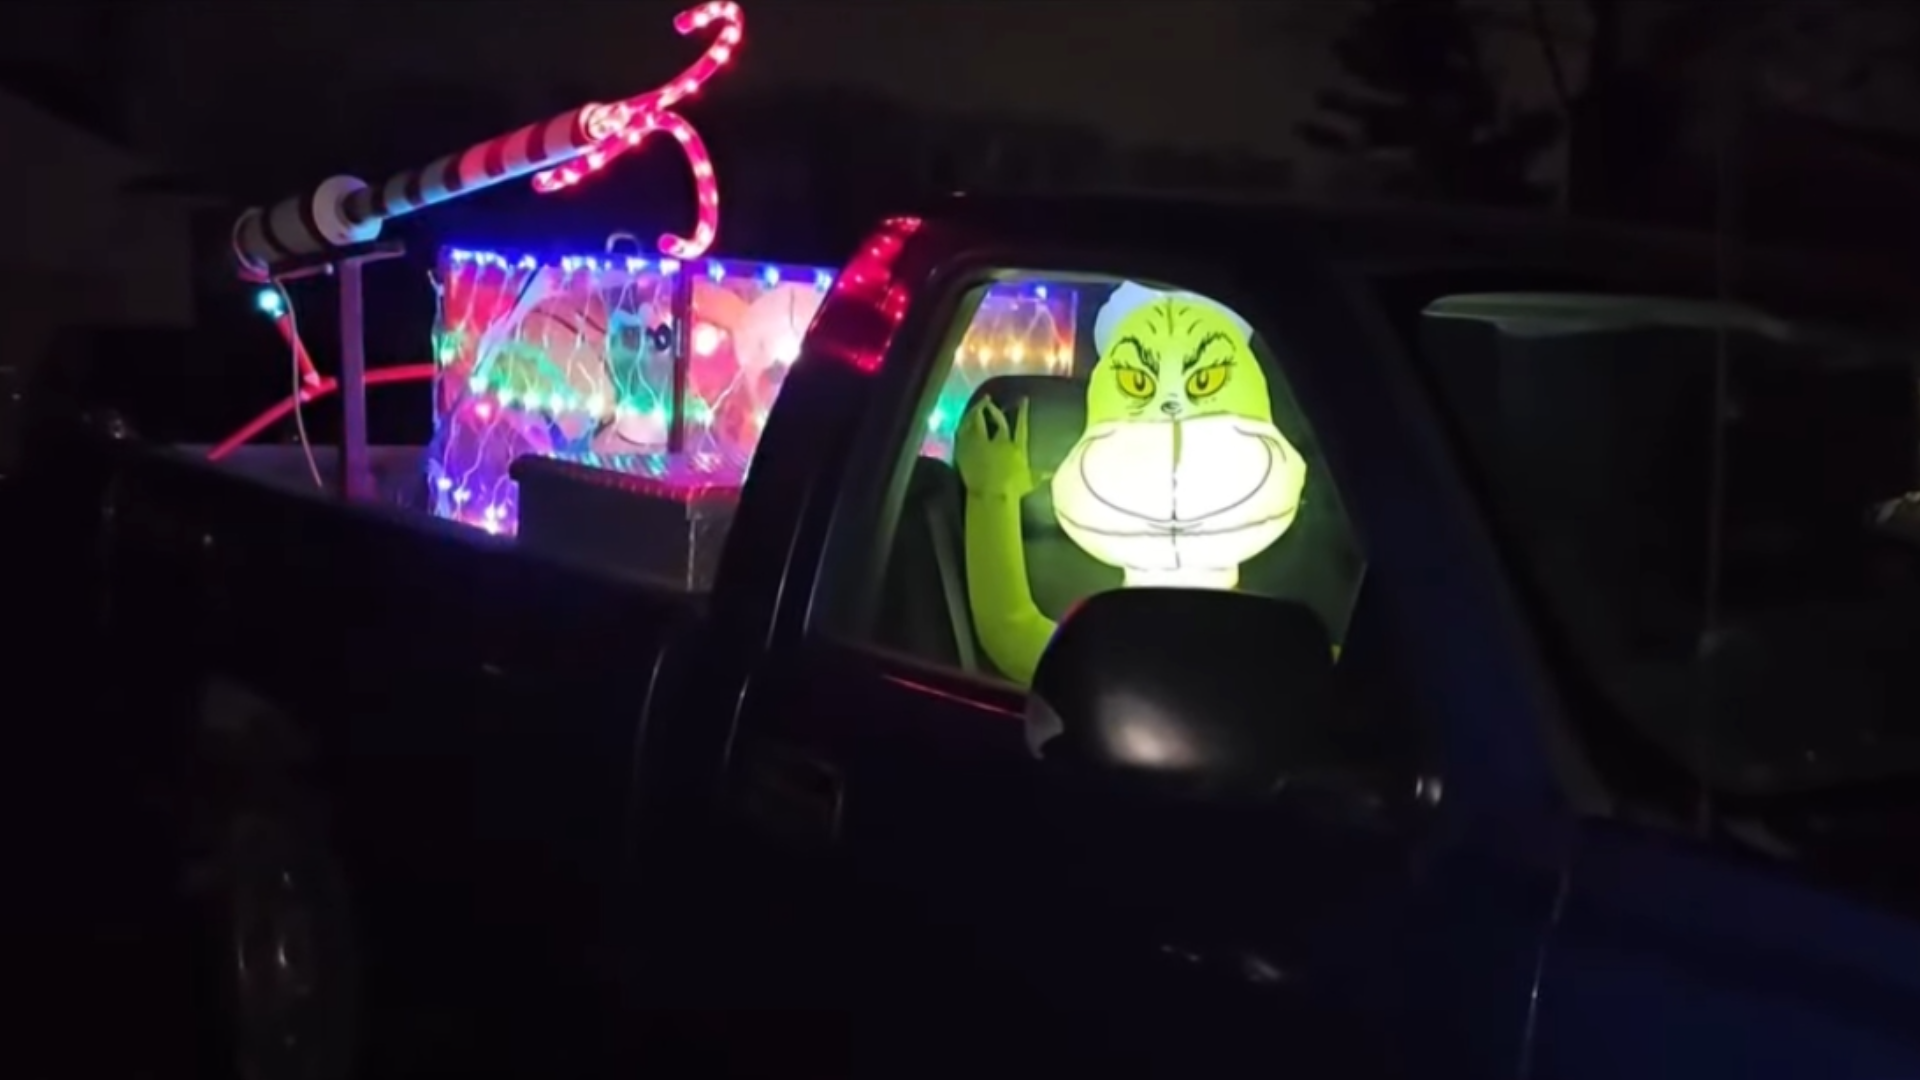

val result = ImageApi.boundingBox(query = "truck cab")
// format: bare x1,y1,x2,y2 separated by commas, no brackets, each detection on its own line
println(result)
25,196,1920,1078
673,199,1920,1077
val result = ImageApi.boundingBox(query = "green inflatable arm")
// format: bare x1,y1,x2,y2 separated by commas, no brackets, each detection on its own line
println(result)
953,397,1054,685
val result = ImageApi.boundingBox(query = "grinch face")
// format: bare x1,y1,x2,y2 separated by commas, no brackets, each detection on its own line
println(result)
1050,291,1305,583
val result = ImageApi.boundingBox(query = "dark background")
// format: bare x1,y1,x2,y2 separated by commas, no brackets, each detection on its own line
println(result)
6,0,1920,447
10,2,1920,1077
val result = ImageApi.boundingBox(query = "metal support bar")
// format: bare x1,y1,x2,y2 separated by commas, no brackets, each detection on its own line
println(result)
337,256,371,500
667,267,694,453
269,239,406,502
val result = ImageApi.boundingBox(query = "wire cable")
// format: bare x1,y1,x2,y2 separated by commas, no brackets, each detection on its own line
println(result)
278,283,325,489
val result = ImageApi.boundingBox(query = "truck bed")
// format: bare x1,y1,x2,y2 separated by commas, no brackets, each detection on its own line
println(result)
186,443,430,511
95,434,714,1071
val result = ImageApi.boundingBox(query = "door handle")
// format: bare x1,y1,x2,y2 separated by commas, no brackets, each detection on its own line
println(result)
730,739,844,850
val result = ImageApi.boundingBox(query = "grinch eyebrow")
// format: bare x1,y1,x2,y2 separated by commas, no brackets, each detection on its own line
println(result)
1182,332,1233,372
1114,336,1158,373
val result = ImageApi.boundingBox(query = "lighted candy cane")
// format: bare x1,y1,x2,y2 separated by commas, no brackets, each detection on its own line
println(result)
231,0,743,278
533,110,720,260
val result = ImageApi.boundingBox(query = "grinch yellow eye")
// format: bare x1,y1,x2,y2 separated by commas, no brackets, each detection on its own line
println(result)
1116,368,1156,400
1185,365,1228,400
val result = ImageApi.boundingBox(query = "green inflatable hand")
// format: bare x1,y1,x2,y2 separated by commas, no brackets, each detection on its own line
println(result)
955,398,1033,498
955,397,1054,684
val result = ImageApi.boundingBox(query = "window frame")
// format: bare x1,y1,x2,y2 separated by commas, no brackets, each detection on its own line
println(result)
755,227,1606,824
806,246,1375,699
1343,261,1768,821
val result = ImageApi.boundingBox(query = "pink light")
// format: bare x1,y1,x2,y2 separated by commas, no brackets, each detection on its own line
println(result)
205,364,437,463
530,1,740,260
808,217,924,374
692,322,723,356
270,312,322,388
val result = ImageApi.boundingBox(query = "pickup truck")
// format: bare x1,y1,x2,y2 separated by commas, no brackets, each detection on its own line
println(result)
23,196,1920,1080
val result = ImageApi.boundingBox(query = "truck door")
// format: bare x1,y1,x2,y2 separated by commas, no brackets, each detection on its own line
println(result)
1399,282,1920,1076
722,239,1571,1075
1534,820,1920,1079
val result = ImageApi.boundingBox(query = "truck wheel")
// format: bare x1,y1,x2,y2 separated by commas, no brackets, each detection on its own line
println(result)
183,699,359,1080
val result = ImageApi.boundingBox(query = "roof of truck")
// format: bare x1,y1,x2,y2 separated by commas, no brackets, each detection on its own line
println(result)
921,193,1919,329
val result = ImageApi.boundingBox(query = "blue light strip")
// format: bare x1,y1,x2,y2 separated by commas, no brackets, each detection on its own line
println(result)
442,247,836,291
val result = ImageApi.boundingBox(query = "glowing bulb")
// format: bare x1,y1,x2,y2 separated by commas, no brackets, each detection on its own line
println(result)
255,287,284,317
692,322,723,356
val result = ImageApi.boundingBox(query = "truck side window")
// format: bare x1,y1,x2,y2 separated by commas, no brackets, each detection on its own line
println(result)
1419,292,1920,807
863,276,1365,687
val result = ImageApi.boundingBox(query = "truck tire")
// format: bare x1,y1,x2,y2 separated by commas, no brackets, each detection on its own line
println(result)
182,684,359,1080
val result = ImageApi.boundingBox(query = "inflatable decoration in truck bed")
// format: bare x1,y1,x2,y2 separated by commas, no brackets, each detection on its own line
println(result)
427,248,1079,535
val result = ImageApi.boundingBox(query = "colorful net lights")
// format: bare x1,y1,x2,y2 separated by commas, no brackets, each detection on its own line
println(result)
429,246,829,532
428,245,1077,535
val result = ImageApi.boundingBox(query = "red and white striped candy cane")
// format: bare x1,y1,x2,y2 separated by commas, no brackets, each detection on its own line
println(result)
530,1,739,258
231,0,743,277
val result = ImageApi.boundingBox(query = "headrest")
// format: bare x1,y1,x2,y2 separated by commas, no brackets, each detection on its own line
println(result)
1478,327,1919,528
967,374,1085,471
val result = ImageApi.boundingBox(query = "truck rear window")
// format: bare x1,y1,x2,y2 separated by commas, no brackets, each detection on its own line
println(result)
1417,293,1920,797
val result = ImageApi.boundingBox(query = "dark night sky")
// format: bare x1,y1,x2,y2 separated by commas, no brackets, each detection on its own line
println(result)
0,0,1582,205
0,0,1369,157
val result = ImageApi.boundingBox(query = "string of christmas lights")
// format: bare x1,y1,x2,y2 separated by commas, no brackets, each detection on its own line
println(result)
428,248,1076,533
232,0,743,276
214,1,746,470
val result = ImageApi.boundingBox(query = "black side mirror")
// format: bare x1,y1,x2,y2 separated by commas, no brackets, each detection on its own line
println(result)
1028,589,1356,805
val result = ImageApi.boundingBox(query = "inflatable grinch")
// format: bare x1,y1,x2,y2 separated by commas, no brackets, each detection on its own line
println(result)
954,284,1308,684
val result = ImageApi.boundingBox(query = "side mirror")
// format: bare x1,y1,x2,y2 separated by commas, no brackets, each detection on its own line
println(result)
1027,589,1360,805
